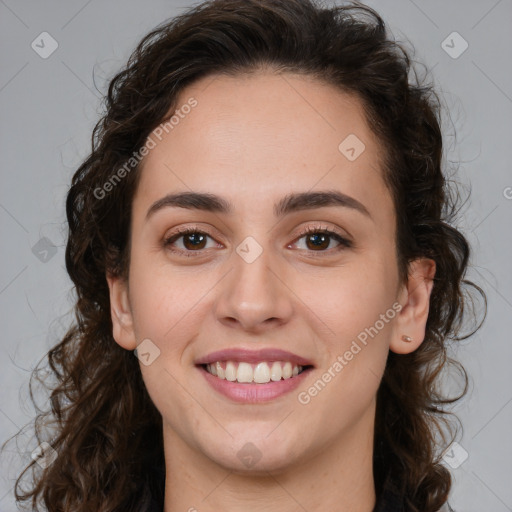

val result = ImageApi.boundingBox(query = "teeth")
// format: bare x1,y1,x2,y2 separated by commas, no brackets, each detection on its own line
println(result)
282,361,292,379
270,361,282,381
215,362,224,379
205,361,304,384
237,362,253,383
225,361,237,381
254,362,270,383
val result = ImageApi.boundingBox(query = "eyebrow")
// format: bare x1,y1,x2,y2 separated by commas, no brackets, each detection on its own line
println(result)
145,190,371,221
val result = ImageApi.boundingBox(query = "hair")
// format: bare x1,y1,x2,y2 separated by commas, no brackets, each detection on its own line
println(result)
3,0,486,511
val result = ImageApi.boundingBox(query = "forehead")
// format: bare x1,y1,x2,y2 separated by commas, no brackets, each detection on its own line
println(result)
134,71,392,222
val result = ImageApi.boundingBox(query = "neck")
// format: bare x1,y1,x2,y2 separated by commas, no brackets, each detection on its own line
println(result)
162,403,377,512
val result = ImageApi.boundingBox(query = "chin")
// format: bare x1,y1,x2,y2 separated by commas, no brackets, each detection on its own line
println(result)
201,433,306,475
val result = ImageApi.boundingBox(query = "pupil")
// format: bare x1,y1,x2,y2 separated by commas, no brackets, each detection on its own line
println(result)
186,233,205,248
308,233,328,249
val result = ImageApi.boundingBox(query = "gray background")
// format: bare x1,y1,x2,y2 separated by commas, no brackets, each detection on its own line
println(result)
1,0,511,510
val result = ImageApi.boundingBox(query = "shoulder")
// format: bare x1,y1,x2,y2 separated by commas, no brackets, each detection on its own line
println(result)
144,497,162,512
373,467,456,512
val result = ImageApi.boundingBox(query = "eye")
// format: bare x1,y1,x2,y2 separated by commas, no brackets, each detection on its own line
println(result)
163,224,352,258
163,227,221,257
290,225,352,253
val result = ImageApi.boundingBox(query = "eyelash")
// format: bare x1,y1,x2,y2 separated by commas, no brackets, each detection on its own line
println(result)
163,224,352,258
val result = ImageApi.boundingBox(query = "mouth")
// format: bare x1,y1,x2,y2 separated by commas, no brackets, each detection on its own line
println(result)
196,362,314,403
198,361,314,384
194,347,315,402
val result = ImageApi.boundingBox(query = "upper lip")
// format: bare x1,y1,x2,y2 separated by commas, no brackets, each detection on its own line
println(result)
195,348,314,367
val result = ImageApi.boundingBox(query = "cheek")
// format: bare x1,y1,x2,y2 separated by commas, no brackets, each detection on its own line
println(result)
301,259,397,400
127,254,209,343
304,258,398,336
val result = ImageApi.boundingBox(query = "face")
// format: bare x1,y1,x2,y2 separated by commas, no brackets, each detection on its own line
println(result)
107,71,434,476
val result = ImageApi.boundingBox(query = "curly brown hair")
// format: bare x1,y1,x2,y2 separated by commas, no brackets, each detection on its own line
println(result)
3,0,485,511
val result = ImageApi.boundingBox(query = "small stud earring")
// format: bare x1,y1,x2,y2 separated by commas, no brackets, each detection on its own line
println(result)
401,335,413,343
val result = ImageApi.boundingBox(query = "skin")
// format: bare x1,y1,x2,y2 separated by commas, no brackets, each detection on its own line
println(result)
107,70,435,512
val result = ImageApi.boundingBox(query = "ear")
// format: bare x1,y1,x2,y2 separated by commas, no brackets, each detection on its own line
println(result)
390,258,436,354
106,272,137,351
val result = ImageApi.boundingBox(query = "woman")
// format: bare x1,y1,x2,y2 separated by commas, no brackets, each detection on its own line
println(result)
8,0,485,510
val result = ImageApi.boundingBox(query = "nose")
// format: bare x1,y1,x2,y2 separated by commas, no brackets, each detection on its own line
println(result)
213,247,294,334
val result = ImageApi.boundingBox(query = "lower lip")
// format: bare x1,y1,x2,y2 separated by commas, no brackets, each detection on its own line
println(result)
197,365,313,403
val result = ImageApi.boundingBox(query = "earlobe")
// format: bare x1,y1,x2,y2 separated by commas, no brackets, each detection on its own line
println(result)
390,258,436,355
106,272,138,351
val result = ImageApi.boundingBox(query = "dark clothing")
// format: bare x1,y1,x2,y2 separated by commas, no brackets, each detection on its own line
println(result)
372,467,407,511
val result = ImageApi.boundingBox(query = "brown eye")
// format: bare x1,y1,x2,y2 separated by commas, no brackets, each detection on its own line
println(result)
292,227,352,253
163,228,220,257
180,232,207,250
304,232,331,251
